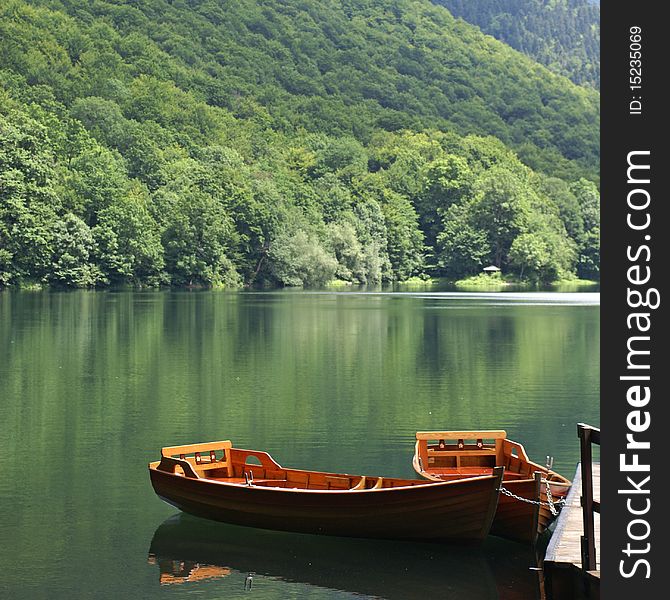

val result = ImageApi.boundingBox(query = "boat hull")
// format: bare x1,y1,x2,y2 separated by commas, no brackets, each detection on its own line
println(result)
412,431,571,544
149,467,502,542
491,479,567,544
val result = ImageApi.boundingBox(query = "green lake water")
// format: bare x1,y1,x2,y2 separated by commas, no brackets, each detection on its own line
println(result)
0,289,599,599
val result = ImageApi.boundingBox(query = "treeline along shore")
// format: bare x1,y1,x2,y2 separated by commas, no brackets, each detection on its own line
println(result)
1,0,599,289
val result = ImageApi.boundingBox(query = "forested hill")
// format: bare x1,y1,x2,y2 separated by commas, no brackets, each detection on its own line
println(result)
434,0,600,89
1,0,599,289
2,0,599,180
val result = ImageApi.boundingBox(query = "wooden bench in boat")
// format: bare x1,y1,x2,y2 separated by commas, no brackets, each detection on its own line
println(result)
414,430,562,477
415,430,506,470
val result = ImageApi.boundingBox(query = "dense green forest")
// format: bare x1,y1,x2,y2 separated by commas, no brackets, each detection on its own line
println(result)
0,0,599,289
435,0,600,89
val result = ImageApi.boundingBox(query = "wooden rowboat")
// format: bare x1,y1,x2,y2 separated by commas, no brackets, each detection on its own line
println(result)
413,431,571,544
149,440,504,542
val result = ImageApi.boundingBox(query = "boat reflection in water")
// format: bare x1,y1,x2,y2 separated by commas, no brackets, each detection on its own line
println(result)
148,514,539,598
146,553,231,586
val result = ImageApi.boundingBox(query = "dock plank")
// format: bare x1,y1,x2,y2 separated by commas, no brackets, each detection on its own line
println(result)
544,462,600,598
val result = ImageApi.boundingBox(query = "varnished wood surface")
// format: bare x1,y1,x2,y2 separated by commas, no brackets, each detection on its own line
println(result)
161,440,233,457
544,463,600,573
149,443,504,542
413,430,571,544
415,430,507,441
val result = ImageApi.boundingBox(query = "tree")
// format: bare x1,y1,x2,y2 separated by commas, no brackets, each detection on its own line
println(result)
508,232,551,282
417,154,474,248
571,178,600,233
436,203,489,277
351,194,393,281
327,220,367,283
92,184,164,284
153,170,240,287
268,228,337,287
57,144,129,226
578,227,600,280
471,167,532,268
46,213,101,288
570,178,600,279
309,136,368,182
536,175,584,242
0,110,60,285
379,189,424,279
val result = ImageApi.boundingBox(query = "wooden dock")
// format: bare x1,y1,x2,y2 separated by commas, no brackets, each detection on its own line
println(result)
543,462,600,599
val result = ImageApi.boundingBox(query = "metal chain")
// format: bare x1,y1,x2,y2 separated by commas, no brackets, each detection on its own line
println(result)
545,479,559,516
499,480,565,516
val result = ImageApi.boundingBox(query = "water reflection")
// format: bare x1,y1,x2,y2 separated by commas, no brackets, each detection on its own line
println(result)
148,514,540,599
147,554,231,585
0,290,598,598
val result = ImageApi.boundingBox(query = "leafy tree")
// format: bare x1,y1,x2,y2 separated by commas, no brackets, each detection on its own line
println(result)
351,194,393,281
327,220,367,283
508,232,552,282
571,178,600,279
57,144,129,226
417,154,474,247
309,136,368,182
153,169,240,287
571,178,600,232
46,213,101,288
536,175,584,242
0,110,60,285
311,174,354,222
377,189,424,279
471,167,532,268
578,227,600,280
92,185,164,285
268,227,337,287
436,203,489,276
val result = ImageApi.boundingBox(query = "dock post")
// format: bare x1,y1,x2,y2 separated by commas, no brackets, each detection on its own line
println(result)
577,423,599,573
533,471,543,548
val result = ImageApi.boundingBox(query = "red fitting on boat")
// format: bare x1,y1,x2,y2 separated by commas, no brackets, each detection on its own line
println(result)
210,450,217,462
195,452,202,464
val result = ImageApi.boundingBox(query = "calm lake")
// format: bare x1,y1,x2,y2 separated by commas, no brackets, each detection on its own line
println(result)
0,288,599,599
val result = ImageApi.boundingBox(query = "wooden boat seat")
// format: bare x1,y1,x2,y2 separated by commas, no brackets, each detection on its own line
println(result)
286,471,310,488
206,476,294,488
502,472,531,480
350,477,366,490
324,476,351,490
248,479,288,487
428,466,493,476
426,466,535,482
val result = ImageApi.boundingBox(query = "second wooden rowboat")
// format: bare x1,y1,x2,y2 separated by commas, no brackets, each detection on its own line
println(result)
149,440,504,542
413,430,571,544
